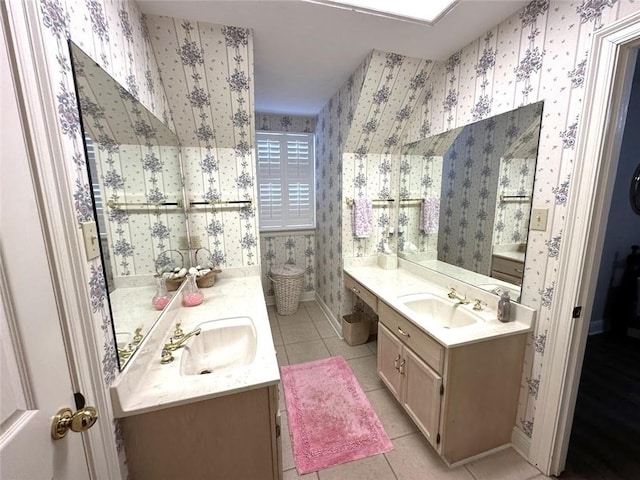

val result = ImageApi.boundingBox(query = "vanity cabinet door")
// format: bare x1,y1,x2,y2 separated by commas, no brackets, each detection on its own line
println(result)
402,347,442,448
377,323,403,401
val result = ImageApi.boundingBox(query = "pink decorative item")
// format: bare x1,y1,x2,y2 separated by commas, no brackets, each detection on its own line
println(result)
151,276,172,310
281,356,393,474
181,274,203,307
351,198,373,238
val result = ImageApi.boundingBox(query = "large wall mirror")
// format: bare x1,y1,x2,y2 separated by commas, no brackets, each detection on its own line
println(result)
70,42,188,368
398,102,544,302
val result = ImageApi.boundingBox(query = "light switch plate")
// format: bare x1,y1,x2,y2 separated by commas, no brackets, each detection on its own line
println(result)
81,221,100,260
530,208,549,231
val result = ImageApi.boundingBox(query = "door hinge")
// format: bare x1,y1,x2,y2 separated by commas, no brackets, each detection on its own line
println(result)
572,306,582,319
74,392,86,410
440,384,444,396
436,433,441,444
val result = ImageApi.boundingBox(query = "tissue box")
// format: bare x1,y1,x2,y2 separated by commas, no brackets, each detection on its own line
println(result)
378,254,398,269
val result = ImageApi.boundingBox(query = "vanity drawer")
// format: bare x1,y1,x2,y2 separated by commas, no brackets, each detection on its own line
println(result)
491,256,524,281
344,273,378,313
379,302,444,374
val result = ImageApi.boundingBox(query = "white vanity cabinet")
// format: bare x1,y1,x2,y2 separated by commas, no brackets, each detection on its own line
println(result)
377,300,527,466
378,321,442,447
120,384,281,480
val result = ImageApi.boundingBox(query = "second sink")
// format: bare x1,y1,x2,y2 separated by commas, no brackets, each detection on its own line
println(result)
180,316,257,376
398,293,482,329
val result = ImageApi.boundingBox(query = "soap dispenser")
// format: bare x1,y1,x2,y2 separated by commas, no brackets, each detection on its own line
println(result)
497,291,511,323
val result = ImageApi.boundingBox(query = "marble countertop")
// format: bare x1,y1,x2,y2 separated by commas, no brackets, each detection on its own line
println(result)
110,284,159,347
110,267,280,418
344,260,535,348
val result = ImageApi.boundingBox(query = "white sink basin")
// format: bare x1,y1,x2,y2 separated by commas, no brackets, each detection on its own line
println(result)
180,316,257,376
398,293,482,329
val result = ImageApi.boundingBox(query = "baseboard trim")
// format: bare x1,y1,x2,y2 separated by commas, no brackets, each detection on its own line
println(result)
264,290,316,306
511,426,531,459
314,294,343,339
446,444,511,468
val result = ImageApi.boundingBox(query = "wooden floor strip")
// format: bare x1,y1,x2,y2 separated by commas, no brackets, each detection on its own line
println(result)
561,333,640,480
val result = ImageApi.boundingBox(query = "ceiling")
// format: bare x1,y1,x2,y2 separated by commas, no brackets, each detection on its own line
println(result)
138,0,529,116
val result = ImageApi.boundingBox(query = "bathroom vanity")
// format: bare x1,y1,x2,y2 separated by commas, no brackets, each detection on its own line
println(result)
110,268,282,480
344,261,534,466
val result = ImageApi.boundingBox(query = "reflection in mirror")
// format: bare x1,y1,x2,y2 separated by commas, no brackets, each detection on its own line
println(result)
399,102,543,302
70,42,188,368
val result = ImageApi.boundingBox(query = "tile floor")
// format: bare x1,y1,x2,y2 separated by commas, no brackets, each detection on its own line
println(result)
270,300,554,480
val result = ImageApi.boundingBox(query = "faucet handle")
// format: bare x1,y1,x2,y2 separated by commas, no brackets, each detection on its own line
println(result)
473,299,487,311
132,327,143,345
160,348,174,364
172,322,184,340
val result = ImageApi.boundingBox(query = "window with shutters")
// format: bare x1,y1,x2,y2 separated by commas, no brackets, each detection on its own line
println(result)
256,131,315,231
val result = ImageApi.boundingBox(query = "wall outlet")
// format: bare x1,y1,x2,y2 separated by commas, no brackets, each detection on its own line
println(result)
178,236,202,249
178,236,190,250
530,208,549,231
81,221,100,260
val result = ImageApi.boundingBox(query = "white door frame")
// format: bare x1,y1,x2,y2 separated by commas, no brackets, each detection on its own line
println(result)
528,11,640,476
3,1,120,477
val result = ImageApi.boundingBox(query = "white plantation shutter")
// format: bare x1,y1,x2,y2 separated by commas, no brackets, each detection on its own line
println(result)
257,132,315,230
84,134,107,234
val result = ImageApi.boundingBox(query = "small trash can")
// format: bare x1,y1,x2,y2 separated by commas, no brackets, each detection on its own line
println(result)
270,264,305,316
342,313,370,346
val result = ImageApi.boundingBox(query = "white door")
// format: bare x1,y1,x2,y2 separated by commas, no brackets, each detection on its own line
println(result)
0,13,91,479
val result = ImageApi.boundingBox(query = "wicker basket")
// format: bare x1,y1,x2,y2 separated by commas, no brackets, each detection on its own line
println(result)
156,249,185,291
194,248,221,288
270,264,305,316
196,268,221,288
165,276,184,292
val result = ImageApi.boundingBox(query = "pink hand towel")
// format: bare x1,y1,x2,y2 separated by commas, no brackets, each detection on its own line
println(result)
421,196,440,234
352,198,373,238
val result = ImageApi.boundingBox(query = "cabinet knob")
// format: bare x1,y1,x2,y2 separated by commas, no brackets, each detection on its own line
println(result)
399,359,406,375
394,354,401,370
351,286,361,294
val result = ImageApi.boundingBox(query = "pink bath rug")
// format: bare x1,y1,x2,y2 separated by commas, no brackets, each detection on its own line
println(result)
280,356,393,474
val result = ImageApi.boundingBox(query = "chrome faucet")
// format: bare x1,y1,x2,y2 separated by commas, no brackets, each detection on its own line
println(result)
448,288,470,305
163,327,201,352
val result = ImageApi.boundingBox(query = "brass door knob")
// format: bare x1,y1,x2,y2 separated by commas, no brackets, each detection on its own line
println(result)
51,406,98,440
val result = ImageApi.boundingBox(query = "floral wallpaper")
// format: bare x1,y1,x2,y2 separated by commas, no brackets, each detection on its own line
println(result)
146,16,259,269
315,55,368,320
256,112,316,132
259,234,316,298
401,0,640,440
315,50,435,322
256,112,317,298
342,51,434,260
34,0,174,473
